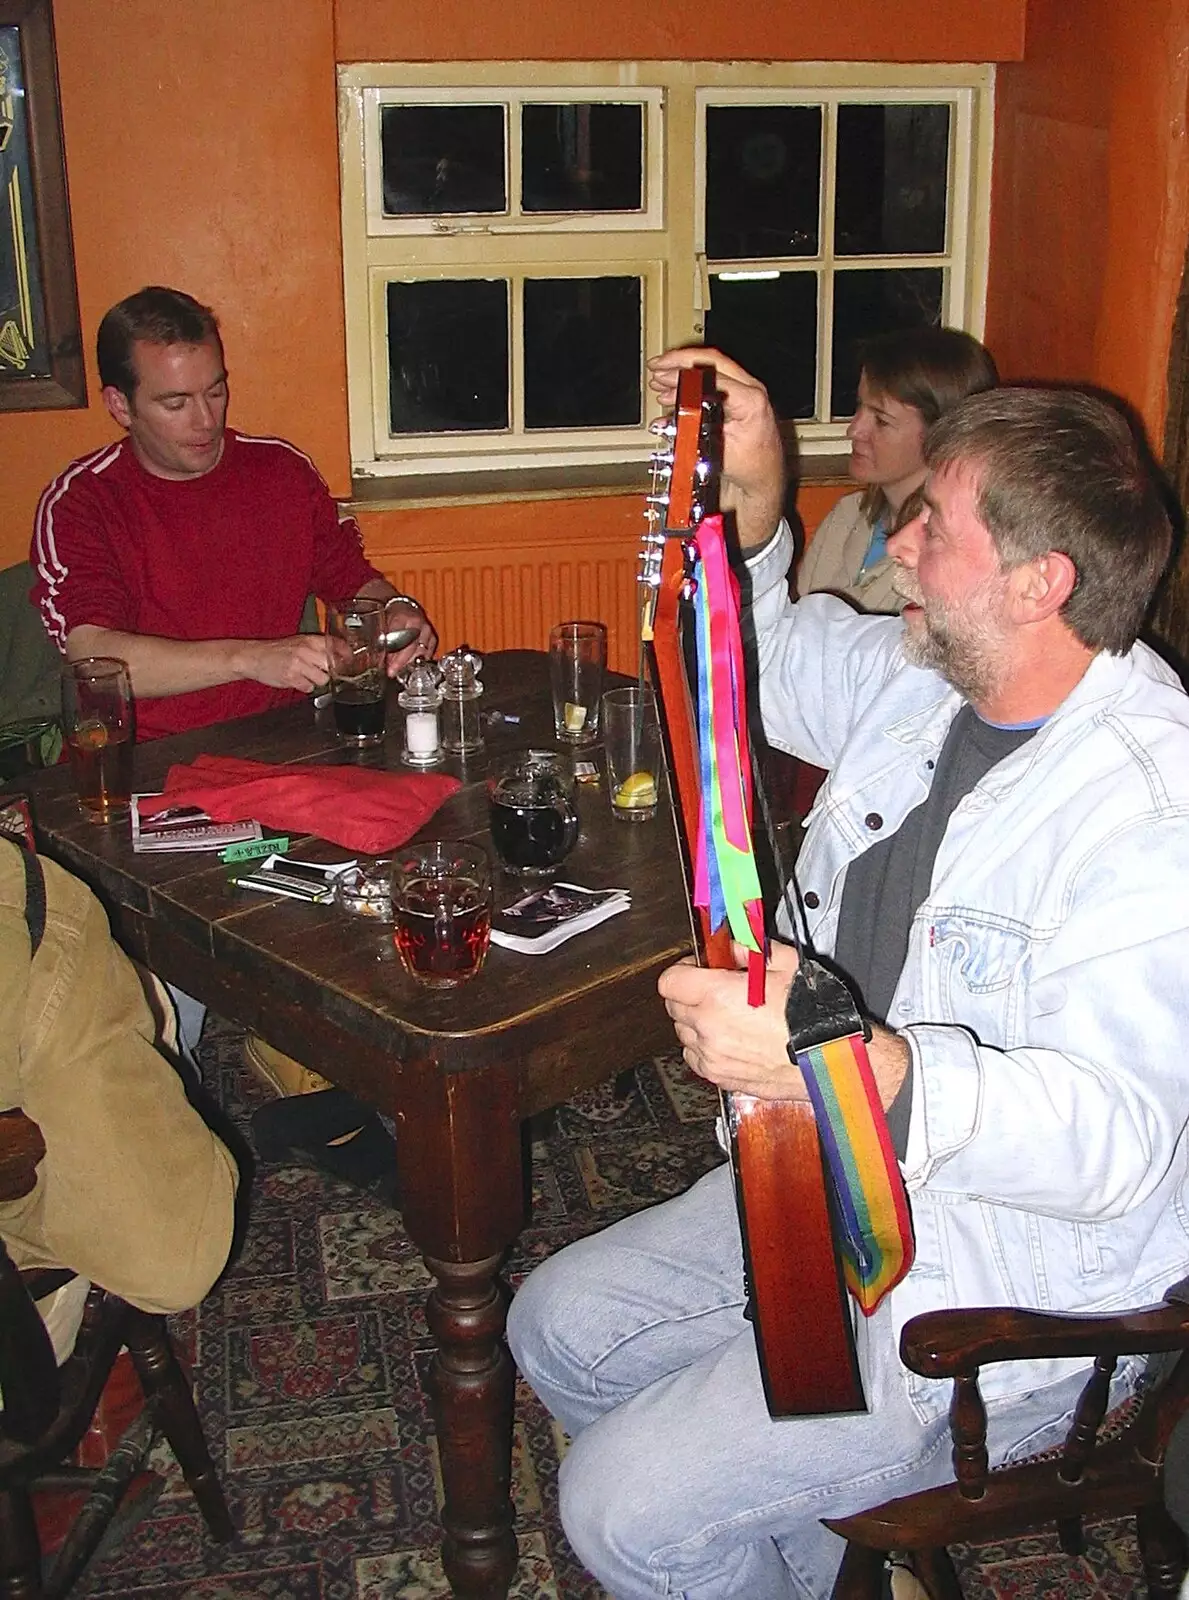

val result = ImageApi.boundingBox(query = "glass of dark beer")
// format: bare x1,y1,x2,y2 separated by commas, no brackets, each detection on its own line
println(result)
326,598,388,747
62,657,134,824
488,750,580,876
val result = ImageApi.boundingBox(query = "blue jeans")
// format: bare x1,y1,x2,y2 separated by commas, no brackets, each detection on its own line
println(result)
508,1164,1096,1599
167,984,207,1074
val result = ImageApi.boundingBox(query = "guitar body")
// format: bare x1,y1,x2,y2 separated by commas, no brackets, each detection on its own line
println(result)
645,369,864,1417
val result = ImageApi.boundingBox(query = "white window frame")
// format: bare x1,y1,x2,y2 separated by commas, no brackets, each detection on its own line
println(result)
338,61,994,491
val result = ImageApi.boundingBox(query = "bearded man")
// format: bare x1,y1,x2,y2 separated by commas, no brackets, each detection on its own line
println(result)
508,351,1189,1599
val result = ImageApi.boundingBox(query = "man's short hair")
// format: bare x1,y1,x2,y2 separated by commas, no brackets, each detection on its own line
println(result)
96,287,221,399
926,386,1173,655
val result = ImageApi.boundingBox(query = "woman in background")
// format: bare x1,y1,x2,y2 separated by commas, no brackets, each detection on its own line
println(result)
798,326,998,613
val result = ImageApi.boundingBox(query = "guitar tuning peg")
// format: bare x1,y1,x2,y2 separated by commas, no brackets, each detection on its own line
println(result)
649,417,678,439
646,492,670,509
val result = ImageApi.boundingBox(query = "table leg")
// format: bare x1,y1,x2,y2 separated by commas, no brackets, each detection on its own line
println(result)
425,1252,517,1597
396,1060,526,1600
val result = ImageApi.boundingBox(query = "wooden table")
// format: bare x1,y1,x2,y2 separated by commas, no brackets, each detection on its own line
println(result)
18,650,691,1599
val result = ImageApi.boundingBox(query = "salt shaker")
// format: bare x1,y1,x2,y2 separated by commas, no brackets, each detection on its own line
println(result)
397,660,443,767
439,645,485,756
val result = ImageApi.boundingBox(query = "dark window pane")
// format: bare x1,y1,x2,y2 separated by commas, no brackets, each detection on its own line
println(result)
704,273,817,420
835,104,950,256
829,268,944,417
522,103,643,213
524,277,641,429
387,280,509,434
381,104,506,216
705,106,821,261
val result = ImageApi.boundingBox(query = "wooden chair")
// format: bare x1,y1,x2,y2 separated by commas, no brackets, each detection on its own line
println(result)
0,1108,234,1598
826,1289,1189,1600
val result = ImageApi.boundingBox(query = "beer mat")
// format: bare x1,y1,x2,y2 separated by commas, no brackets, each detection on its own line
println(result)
131,794,263,853
491,883,630,954
0,795,34,851
142,756,461,855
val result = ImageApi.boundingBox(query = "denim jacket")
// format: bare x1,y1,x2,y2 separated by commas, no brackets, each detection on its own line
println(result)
750,524,1189,1421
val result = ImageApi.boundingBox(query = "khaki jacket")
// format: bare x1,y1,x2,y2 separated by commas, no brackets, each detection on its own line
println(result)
0,841,236,1313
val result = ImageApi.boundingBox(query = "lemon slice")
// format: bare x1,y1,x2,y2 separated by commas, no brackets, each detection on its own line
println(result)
74,718,109,751
614,771,658,809
563,702,588,733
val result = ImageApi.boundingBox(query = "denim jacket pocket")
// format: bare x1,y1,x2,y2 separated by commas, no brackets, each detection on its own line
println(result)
929,913,1032,1042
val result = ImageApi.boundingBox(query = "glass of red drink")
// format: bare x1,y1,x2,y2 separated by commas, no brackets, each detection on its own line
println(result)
61,657,134,824
391,840,492,989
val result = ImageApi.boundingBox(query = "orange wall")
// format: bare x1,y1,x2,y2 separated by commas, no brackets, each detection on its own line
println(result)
6,0,1185,634
3,0,347,573
334,0,1024,65
986,0,1189,443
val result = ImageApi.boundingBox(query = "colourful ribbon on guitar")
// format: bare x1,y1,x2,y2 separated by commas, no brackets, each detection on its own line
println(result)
686,512,914,1315
689,514,767,1006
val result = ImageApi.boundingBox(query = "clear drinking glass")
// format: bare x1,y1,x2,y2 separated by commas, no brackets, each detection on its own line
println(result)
326,598,387,748
549,621,608,745
603,685,661,822
391,841,493,989
61,657,134,824
488,750,580,876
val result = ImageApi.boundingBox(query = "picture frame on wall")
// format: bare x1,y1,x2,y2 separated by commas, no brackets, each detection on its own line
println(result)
0,0,84,411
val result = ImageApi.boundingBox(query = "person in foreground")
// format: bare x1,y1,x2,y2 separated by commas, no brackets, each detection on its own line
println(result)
0,838,238,1346
30,285,435,743
798,325,998,613
508,349,1189,1598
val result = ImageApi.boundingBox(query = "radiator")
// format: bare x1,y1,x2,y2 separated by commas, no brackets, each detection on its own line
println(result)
361,531,646,678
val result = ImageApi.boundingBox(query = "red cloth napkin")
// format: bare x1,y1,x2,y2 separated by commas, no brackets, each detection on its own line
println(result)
139,755,462,854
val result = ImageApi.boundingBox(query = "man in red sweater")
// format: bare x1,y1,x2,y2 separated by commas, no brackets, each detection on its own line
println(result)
29,287,435,1095
31,285,434,742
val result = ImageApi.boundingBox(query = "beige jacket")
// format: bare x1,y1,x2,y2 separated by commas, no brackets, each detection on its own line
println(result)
0,841,237,1314
796,490,902,615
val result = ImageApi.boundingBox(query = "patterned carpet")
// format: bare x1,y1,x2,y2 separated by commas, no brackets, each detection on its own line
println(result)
70,1016,1158,1599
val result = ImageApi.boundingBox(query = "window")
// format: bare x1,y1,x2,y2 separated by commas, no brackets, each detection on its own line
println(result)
338,63,993,493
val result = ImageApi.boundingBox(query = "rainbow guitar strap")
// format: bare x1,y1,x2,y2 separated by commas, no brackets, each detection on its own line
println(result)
688,510,915,1317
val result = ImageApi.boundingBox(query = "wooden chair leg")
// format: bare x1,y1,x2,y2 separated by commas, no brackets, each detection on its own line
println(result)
43,1411,156,1600
0,1487,44,1600
123,1313,233,1543
912,1548,966,1600
830,1542,887,1599
1056,1514,1085,1556
1135,1499,1189,1600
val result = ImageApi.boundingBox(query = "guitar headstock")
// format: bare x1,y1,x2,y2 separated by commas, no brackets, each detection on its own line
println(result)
639,365,723,641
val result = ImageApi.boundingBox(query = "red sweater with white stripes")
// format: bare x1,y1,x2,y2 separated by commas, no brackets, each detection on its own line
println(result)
31,430,380,739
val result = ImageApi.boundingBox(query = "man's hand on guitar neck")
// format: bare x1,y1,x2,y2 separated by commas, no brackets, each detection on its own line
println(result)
659,941,910,1108
647,348,787,552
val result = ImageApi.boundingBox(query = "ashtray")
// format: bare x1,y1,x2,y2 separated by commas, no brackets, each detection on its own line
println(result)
335,860,394,921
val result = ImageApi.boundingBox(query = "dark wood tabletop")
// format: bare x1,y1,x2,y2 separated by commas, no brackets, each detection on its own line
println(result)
18,649,692,1600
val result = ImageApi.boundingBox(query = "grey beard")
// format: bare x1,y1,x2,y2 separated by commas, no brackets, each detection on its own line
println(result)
901,613,1002,704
